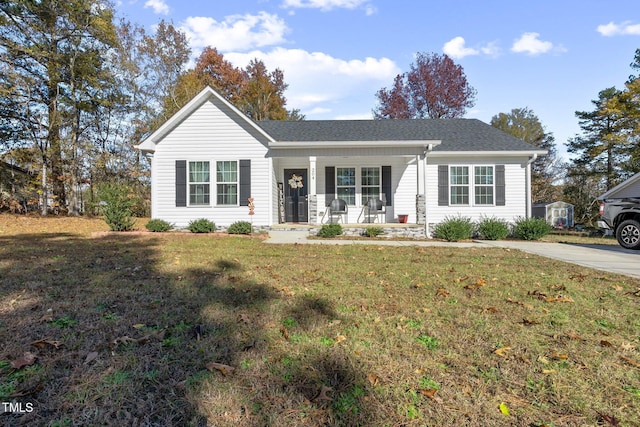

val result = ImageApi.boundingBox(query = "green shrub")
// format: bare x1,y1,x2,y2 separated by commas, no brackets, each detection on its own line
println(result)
97,182,137,231
476,216,510,240
364,226,384,237
145,219,173,232
228,220,252,234
317,223,343,238
187,218,216,233
433,216,474,241
513,216,552,240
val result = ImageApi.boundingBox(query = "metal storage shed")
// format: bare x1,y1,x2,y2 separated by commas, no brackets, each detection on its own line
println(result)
532,201,574,228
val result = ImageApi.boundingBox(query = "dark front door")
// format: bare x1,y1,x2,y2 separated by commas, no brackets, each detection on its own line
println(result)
284,169,308,223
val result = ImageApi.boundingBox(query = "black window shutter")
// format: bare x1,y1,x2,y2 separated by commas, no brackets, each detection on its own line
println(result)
382,166,392,206
495,165,505,206
175,160,187,207
239,159,251,206
325,166,335,206
438,165,448,206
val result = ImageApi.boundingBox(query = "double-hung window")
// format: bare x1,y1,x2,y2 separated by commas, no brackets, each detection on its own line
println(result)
474,166,494,205
361,167,381,205
336,167,356,205
189,161,210,205
216,161,238,205
450,166,469,205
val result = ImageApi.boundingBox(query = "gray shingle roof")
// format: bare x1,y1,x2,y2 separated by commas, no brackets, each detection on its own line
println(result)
257,118,539,151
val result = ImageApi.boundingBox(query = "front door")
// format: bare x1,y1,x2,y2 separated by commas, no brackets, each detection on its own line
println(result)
284,169,308,223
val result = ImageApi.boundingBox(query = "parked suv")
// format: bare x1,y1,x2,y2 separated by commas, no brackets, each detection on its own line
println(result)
598,198,640,250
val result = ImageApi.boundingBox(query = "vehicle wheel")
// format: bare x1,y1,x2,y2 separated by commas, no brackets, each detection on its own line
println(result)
616,219,640,250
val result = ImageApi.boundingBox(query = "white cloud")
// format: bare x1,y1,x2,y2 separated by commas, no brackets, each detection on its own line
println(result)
224,47,399,113
144,0,169,15
282,0,375,13
597,21,640,36
511,32,565,56
443,37,479,59
180,12,289,51
480,41,501,58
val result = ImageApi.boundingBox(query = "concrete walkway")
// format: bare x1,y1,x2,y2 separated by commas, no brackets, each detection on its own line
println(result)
266,230,640,279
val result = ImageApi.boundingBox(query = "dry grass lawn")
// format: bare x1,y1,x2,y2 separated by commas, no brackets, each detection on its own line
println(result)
0,214,639,426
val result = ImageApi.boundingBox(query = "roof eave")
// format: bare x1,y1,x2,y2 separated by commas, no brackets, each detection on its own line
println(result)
598,172,640,200
429,150,548,157
135,86,275,153
268,140,442,149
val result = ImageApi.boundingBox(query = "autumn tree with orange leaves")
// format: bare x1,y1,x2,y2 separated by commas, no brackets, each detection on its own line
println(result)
163,47,302,122
374,52,476,119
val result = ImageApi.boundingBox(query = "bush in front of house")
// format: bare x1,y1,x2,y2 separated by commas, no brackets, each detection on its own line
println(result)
97,182,137,232
433,215,474,241
317,223,343,238
476,216,510,240
228,220,252,234
187,218,216,233
364,226,384,237
512,216,552,240
145,219,174,232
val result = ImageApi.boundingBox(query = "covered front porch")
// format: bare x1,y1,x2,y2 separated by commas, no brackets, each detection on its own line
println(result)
269,139,439,231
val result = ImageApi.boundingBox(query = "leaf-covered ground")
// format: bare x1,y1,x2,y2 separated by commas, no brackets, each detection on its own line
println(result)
0,214,639,426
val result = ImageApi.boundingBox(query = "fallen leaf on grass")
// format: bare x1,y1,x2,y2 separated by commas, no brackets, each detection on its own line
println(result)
335,335,347,344
596,410,621,426
620,356,640,368
546,295,574,303
418,388,437,399
30,339,63,349
367,373,380,386
206,362,236,376
313,385,333,402
499,402,510,416
436,288,450,297
280,326,289,341
542,369,556,374
600,340,614,348
84,351,99,365
132,323,146,329
11,352,37,369
551,352,568,360
494,347,511,357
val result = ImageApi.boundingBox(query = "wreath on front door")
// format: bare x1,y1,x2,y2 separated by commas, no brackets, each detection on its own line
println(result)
288,173,304,189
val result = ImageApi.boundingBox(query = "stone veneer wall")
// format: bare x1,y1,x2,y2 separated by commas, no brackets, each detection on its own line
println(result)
416,194,425,225
308,226,426,239
307,194,318,224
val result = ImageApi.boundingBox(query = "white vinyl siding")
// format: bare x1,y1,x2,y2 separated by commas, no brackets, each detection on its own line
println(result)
427,158,529,228
150,99,270,228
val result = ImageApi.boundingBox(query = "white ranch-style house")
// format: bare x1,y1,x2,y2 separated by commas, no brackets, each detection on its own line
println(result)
136,87,546,237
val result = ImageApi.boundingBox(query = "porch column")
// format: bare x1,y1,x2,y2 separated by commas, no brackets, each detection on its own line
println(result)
416,154,426,226
308,156,318,224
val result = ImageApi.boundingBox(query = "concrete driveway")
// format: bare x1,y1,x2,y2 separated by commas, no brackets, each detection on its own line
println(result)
482,240,640,279
266,231,640,279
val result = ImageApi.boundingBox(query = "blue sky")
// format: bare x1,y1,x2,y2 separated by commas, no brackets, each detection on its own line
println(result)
115,0,640,159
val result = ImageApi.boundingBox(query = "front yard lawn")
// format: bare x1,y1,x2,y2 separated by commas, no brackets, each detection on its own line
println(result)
0,215,638,426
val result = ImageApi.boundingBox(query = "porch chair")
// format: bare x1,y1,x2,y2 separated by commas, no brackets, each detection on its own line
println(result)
327,198,348,223
362,198,386,223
